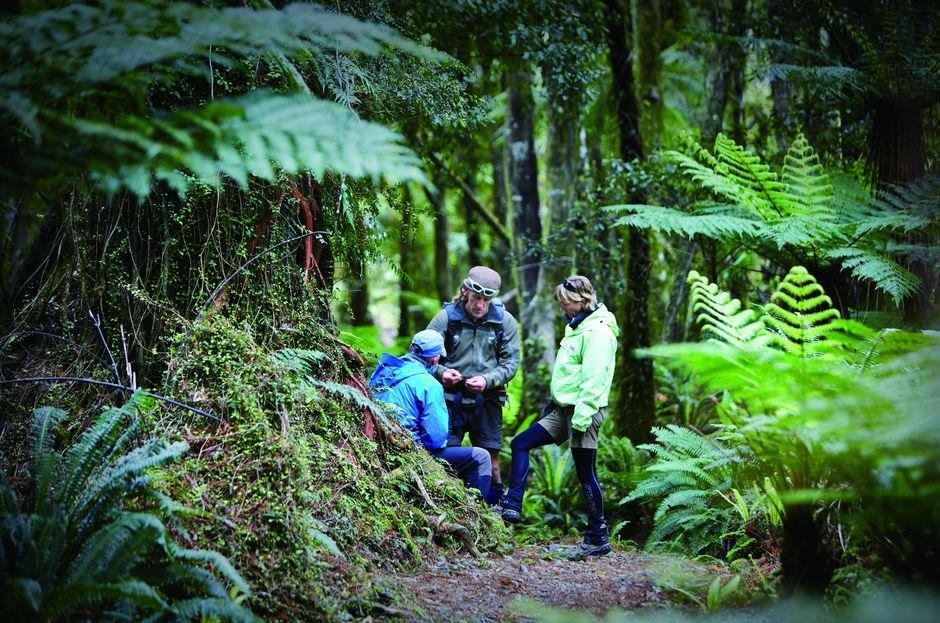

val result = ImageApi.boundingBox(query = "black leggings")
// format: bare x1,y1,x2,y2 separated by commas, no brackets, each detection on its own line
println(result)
503,423,606,535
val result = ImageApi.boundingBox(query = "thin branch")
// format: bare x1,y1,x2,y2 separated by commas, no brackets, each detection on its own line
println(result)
89,309,126,400
0,377,220,421
423,151,512,244
0,331,110,368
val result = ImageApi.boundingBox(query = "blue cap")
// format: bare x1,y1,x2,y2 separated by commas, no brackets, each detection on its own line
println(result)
410,329,446,359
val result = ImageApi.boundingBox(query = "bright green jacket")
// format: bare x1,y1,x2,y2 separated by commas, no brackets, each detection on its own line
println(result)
550,304,619,432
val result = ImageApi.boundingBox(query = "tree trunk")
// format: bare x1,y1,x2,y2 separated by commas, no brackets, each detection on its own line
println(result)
868,96,932,325
490,120,512,268
425,181,452,304
780,504,835,594
604,0,655,446
544,68,579,359
462,173,482,268
348,253,369,326
635,0,663,151
507,67,551,417
398,187,415,338
701,0,748,146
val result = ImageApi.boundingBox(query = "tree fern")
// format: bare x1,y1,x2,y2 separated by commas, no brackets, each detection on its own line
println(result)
0,391,260,622
638,269,940,585
608,134,938,305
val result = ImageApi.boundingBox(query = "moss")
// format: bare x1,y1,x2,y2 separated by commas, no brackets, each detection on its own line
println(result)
146,315,512,620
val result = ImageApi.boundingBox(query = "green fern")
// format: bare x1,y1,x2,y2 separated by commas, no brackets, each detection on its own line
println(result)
0,391,259,622
608,134,938,305
623,425,762,556
687,270,772,347
1,0,436,200
761,266,842,355
639,269,940,584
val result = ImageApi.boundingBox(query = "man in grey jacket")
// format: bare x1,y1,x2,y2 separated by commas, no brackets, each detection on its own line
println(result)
425,266,520,504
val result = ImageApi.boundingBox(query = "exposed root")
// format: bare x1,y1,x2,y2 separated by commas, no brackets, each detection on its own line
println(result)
429,512,481,558
409,467,440,512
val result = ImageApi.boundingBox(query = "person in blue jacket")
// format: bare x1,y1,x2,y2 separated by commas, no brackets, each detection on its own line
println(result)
369,329,491,499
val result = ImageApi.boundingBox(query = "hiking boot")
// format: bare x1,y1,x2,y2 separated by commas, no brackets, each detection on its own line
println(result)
500,507,521,524
580,533,611,556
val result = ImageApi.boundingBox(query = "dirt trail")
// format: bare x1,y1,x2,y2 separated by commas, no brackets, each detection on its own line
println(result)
371,542,674,622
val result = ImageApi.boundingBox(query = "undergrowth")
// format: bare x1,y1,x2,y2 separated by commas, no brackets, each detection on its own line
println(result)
151,314,512,620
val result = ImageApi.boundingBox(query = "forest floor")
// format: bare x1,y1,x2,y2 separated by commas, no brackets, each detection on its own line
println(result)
366,538,721,623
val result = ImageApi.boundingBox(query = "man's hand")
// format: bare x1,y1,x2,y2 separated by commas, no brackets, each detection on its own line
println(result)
442,368,463,387
464,375,487,393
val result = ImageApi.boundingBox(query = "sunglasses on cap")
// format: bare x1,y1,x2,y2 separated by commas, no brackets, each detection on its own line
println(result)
466,277,498,298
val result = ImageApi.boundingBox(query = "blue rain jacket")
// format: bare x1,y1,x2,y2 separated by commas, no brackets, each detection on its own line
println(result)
368,352,449,450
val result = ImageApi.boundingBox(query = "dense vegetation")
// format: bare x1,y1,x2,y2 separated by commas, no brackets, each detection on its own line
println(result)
1,0,938,621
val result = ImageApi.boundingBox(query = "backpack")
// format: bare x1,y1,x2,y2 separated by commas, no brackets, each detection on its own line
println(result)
441,300,506,366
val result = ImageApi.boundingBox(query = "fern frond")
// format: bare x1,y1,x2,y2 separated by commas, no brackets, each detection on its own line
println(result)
779,136,835,219
687,271,771,347
825,247,921,305
1,0,435,200
75,92,425,196
40,579,169,622
654,488,715,518
303,377,395,428
70,440,188,540
167,546,252,598
762,266,843,354
607,136,936,307
58,407,128,512
66,513,166,583
712,134,788,216
170,596,263,623
29,407,66,517
274,348,330,376
610,203,761,238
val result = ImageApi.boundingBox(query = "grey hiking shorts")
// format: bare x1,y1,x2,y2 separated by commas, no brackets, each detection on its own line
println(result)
538,402,605,449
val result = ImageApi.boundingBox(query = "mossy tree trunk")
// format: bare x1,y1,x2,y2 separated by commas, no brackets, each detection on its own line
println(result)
604,0,655,446
508,67,551,419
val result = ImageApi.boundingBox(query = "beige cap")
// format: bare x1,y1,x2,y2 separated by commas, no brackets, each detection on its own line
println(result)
463,266,501,297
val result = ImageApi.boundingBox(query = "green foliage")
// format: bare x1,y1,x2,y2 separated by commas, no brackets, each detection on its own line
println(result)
608,134,938,305
161,316,511,620
635,266,940,588
687,271,771,348
0,0,434,200
624,425,766,558
652,362,720,429
0,392,257,622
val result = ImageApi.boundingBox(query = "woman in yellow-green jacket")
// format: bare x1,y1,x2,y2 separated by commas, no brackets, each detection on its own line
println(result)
499,275,619,557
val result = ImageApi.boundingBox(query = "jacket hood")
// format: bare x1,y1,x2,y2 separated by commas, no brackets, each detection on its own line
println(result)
369,352,430,388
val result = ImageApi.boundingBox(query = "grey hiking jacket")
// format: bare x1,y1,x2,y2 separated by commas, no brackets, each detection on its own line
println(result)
426,299,520,403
